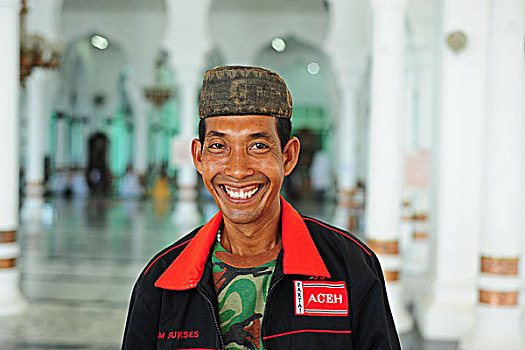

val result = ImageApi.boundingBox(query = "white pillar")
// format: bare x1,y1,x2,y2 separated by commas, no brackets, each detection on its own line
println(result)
415,0,489,341
20,0,62,221
0,0,26,315
164,0,211,228
332,71,360,230
366,0,412,334
403,55,434,281
170,68,201,227
460,0,525,348
415,59,434,150
21,70,50,223
324,0,369,232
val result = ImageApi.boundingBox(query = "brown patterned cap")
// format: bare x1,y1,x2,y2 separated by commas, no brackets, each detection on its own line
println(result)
199,66,292,119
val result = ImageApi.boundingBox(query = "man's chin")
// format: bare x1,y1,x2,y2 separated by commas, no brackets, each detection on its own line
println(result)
219,208,261,225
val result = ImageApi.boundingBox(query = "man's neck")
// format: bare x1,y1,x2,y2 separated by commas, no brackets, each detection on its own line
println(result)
220,214,281,257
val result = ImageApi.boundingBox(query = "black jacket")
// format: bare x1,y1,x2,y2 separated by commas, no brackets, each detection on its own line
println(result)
122,199,400,349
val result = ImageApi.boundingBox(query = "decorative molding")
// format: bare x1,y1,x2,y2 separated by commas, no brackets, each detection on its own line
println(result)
367,239,399,255
384,270,399,282
0,231,16,243
413,231,428,240
479,290,518,306
480,257,518,275
0,258,16,269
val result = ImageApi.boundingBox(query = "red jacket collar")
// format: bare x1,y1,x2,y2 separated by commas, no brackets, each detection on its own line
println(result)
155,197,330,290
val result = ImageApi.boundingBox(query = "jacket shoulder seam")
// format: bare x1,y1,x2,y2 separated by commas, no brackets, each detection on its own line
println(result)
143,238,192,275
302,217,372,256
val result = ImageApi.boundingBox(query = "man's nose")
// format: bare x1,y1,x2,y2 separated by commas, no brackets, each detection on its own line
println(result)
224,149,254,179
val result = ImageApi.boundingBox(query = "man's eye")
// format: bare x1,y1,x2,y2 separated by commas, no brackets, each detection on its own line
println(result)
252,142,269,150
209,143,225,149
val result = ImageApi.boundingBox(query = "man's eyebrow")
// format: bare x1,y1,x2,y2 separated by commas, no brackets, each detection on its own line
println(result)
249,132,272,139
206,131,226,138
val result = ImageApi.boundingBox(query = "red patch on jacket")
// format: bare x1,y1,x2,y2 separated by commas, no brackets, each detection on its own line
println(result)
294,280,349,317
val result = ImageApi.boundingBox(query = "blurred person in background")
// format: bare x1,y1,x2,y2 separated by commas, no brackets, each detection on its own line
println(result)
119,164,144,199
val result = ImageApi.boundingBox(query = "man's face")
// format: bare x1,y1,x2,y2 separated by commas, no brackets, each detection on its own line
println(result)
192,115,299,225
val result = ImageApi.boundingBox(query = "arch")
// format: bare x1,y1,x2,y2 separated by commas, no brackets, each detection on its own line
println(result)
57,33,128,121
208,0,330,64
53,33,133,176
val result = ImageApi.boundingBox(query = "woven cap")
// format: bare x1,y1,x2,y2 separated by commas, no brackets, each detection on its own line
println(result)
199,66,292,119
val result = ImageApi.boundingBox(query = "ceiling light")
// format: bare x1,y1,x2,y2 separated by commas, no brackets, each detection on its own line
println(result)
90,35,109,50
271,37,286,52
307,62,320,75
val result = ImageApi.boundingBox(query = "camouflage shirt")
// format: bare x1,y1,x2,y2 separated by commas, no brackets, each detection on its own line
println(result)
212,240,281,350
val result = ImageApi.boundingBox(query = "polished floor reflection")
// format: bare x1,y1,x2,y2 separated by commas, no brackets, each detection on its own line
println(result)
0,198,457,350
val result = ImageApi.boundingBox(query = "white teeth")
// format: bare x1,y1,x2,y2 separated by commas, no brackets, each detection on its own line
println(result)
223,185,259,200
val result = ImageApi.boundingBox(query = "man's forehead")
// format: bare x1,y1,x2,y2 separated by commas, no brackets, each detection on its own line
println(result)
204,115,278,138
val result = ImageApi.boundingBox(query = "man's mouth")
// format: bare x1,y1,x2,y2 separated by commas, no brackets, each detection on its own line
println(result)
220,184,261,200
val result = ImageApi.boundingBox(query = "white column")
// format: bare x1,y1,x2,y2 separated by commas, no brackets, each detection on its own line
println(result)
324,0,369,232
460,0,525,348
365,0,412,334
164,0,211,228
170,68,201,227
21,0,62,222
0,0,26,315
415,59,434,150
415,0,489,341
403,55,434,281
21,70,50,223
332,71,360,230
404,196,431,276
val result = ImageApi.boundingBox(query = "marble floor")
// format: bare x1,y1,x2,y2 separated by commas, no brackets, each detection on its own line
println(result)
0,197,458,350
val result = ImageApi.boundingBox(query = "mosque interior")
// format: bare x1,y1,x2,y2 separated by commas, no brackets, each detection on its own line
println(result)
0,0,524,349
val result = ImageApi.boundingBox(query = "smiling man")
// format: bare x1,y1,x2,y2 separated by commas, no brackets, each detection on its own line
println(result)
122,66,401,350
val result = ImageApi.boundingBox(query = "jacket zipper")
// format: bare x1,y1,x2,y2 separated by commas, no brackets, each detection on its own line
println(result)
261,275,284,350
197,288,225,350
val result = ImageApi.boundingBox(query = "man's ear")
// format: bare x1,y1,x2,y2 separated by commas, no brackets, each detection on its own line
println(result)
191,138,203,174
283,136,300,176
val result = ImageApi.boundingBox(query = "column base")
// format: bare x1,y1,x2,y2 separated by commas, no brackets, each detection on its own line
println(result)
387,280,414,334
459,306,525,350
415,280,476,341
21,195,45,225
0,269,27,316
